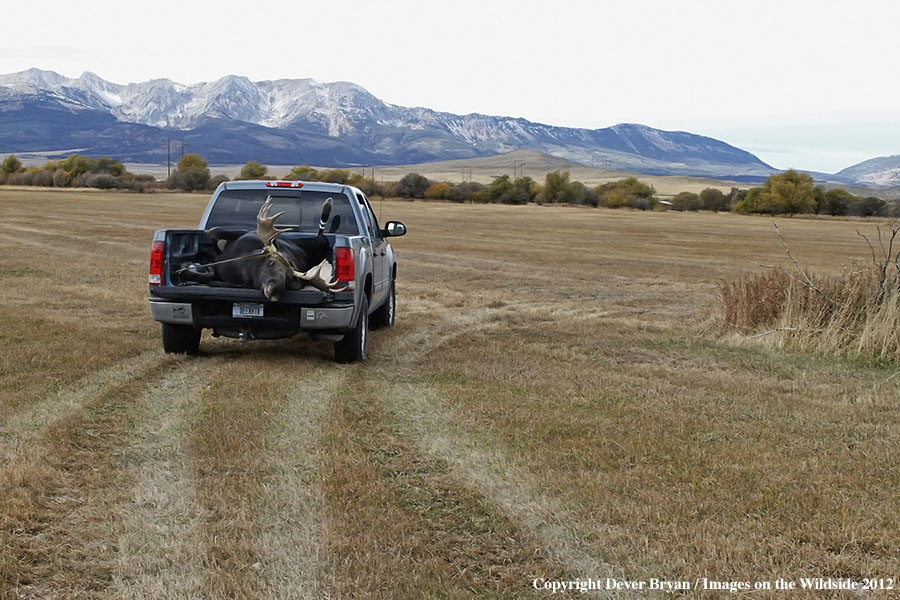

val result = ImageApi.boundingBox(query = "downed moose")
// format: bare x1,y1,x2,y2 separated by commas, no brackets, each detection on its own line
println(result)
179,195,345,300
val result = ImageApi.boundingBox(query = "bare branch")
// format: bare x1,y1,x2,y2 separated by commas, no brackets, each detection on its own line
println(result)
857,229,880,270
770,219,838,306
887,225,900,283
893,224,900,272
886,225,899,264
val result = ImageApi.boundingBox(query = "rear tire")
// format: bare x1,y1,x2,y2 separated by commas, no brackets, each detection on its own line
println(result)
370,279,396,330
162,323,201,355
335,295,368,363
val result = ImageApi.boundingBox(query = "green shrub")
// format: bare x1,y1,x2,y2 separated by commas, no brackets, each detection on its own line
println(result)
285,165,320,181
239,161,267,180
84,173,120,189
1,154,21,175
395,173,431,198
597,177,656,209
671,191,702,211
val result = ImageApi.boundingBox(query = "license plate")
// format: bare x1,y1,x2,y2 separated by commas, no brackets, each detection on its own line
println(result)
233,302,264,318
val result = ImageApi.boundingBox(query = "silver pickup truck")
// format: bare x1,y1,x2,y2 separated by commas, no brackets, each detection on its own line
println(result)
147,180,406,362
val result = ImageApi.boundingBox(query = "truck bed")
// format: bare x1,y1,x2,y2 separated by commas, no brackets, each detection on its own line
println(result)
150,229,356,339
163,229,345,294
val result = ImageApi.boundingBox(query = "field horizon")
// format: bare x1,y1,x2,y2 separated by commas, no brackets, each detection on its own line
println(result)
8,148,900,200
1,188,898,598
5,149,754,198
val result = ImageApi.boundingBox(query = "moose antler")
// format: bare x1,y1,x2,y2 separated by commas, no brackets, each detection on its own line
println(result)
257,195,289,246
293,259,347,292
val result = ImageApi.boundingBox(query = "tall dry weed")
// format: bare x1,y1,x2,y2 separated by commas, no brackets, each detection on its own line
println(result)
718,270,791,330
720,262,900,362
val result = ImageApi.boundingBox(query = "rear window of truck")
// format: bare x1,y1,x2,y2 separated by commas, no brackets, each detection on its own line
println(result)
206,189,360,235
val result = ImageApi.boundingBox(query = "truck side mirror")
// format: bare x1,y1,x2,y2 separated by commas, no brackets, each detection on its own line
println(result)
384,221,407,237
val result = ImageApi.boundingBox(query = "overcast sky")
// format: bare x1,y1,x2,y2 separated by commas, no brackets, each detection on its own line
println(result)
2,0,897,173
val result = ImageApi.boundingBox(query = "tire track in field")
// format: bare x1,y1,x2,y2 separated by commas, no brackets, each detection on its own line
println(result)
185,356,339,600
108,360,211,600
252,367,339,600
382,381,629,599
320,376,569,599
385,290,512,368
0,355,188,599
0,350,166,466
3,351,338,600
387,292,611,372
381,276,640,592
390,309,505,366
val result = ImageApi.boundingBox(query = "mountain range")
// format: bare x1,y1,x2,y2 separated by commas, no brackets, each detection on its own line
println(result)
0,68,896,185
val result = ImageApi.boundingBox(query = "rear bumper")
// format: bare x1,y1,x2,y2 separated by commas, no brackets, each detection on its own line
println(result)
149,300,194,325
148,294,355,335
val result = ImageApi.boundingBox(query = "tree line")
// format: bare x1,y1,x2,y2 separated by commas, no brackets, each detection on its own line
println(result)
390,169,898,217
733,170,891,217
390,171,661,208
0,153,156,191
2,152,896,218
0,154,382,195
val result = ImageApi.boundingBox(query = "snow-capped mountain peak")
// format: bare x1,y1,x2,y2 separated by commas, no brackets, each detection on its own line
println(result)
0,68,777,178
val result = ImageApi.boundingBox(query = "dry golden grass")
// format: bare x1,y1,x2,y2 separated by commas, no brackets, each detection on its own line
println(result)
1,188,898,599
720,262,900,362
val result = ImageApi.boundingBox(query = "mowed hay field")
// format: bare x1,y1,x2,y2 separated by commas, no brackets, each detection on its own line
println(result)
1,188,898,599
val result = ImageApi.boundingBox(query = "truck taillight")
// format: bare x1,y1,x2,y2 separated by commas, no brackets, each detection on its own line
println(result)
149,240,165,285
335,247,354,286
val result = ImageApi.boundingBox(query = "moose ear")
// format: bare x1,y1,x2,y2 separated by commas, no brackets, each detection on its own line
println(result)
216,239,228,253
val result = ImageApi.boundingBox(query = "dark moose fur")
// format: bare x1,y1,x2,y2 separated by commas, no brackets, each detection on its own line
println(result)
183,197,335,301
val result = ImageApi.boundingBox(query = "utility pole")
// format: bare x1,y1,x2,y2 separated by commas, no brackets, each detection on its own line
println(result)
513,160,524,179
166,138,171,179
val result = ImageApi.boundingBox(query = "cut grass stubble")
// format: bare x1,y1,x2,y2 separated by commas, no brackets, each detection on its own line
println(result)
1,189,899,598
